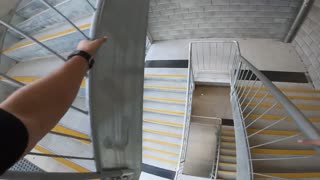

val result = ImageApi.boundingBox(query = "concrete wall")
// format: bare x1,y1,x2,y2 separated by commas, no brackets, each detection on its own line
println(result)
292,0,320,89
149,0,302,40
146,38,305,72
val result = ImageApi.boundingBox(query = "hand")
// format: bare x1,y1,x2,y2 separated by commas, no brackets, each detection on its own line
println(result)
77,36,108,56
297,139,320,145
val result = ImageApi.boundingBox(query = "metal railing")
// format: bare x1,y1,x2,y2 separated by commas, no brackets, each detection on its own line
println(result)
190,41,320,180
176,46,195,179
0,0,138,179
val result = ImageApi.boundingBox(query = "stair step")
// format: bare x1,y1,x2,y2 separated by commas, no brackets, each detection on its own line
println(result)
144,80,187,92
246,92,320,101
246,114,320,123
15,0,66,20
144,68,188,81
144,91,186,104
244,85,320,94
143,154,178,171
220,148,236,156
52,125,90,144
255,172,320,179
221,142,236,149
144,101,185,112
15,0,94,35
27,145,92,172
143,131,182,145
143,127,182,138
143,137,180,147
245,102,320,111
251,148,316,155
143,121,183,134
143,146,179,156
143,112,184,125
221,136,235,142
220,155,236,163
218,170,236,179
218,162,236,171
143,141,180,154
144,118,183,127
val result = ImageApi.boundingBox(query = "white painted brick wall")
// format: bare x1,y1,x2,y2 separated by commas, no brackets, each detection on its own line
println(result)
292,0,320,89
148,0,302,40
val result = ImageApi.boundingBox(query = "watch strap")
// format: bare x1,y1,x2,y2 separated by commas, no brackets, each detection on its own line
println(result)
67,50,94,69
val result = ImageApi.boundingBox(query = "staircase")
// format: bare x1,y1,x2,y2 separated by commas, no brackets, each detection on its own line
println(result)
142,65,190,179
243,82,320,179
1,0,97,174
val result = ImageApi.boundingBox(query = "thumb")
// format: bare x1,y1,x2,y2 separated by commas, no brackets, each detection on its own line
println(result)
94,36,108,45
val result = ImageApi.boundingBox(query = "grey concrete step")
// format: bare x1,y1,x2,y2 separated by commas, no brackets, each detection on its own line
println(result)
220,148,236,156
143,131,182,146
218,170,236,180
143,101,185,116
143,154,177,171
144,68,188,82
219,155,236,163
144,79,187,93
15,0,66,20
4,16,92,61
143,122,183,137
36,133,95,171
14,0,94,36
143,112,185,125
143,90,186,104
218,162,236,171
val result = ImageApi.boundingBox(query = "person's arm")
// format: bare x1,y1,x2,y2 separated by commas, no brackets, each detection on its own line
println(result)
0,36,107,154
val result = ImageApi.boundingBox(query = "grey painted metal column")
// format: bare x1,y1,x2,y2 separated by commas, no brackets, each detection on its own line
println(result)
88,0,149,179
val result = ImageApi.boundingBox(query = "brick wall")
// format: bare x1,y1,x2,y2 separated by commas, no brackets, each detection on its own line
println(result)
292,0,320,89
148,0,302,40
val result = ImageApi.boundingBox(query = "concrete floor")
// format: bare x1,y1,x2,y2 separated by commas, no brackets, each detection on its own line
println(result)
183,85,232,178
192,85,233,119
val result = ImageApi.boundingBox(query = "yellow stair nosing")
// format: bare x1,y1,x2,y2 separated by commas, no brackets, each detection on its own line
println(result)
144,118,184,127
247,93,320,101
243,86,320,94
258,172,320,178
144,85,187,91
247,114,320,123
246,102,320,111
143,154,178,165
220,155,236,159
144,96,185,103
33,145,91,172
251,148,316,155
145,74,187,78
219,162,236,166
222,142,236,145
143,138,181,147
218,170,236,175
144,107,184,116
3,24,91,53
52,125,90,144
247,128,299,136
143,146,179,156
143,128,182,138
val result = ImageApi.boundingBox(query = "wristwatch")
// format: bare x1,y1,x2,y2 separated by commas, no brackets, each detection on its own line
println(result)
67,50,95,69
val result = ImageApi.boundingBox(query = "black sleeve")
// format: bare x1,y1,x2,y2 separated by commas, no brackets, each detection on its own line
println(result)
0,108,29,175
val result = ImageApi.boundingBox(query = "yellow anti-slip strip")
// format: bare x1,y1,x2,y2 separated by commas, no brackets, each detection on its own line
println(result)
34,145,92,172
247,129,299,136
219,162,236,166
218,170,236,175
145,74,187,78
52,125,90,144
143,128,182,138
251,148,316,155
143,154,178,165
144,85,187,91
144,107,184,116
3,23,91,53
246,102,320,110
248,93,320,101
144,118,183,127
143,146,179,156
243,86,320,93
260,172,320,178
247,114,320,122
144,96,185,103
0,76,86,87
220,155,236,159
143,138,180,147
221,148,236,152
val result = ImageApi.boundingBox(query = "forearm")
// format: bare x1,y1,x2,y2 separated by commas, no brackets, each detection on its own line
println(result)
0,56,88,150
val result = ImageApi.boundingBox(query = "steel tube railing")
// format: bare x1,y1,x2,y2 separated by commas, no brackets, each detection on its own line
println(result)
39,0,89,40
28,152,94,160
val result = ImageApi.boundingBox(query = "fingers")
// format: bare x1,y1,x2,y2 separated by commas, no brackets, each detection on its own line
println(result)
94,36,108,45
297,139,320,145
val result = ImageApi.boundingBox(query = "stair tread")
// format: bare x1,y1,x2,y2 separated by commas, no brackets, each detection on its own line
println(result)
144,80,187,91
144,91,186,103
251,148,316,155
143,101,185,116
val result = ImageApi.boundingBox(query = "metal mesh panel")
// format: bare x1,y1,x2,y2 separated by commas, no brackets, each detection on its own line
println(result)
9,159,44,172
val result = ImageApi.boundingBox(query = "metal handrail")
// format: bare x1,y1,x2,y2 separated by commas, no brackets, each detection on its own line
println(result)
211,120,222,180
239,56,320,151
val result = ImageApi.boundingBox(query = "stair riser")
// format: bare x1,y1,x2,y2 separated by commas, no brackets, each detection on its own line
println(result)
219,156,236,163
15,0,94,35
5,29,89,61
218,164,236,171
218,172,236,179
